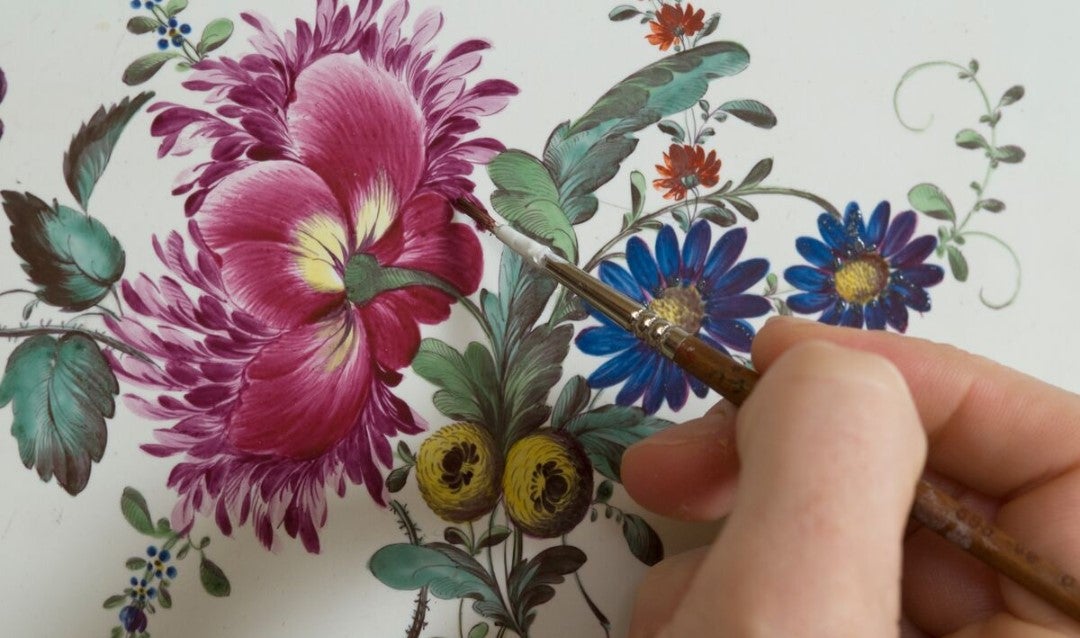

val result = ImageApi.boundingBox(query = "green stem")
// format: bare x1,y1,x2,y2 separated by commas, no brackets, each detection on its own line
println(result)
957,231,1022,308
458,599,465,638
0,325,153,363
563,536,611,638
719,186,840,217
0,288,36,301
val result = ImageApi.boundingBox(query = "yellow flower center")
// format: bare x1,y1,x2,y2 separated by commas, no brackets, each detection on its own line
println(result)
647,285,704,333
415,423,501,523
834,255,890,304
502,431,592,538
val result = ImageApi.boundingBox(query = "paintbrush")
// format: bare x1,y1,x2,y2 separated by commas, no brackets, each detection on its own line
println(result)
452,196,1080,622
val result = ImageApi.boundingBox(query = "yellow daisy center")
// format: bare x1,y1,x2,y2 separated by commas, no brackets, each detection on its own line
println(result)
834,255,890,305
647,285,704,333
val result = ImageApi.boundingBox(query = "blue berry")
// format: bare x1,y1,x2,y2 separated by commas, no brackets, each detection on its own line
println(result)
159,549,171,562
140,579,147,587
147,587,157,599
130,0,141,8
144,1,154,7
157,26,167,35
147,546,157,557
166,566,178,579
157,39,168,50
179,23,191,34
168,18,178,27
130,577,138,586
171,36,183,47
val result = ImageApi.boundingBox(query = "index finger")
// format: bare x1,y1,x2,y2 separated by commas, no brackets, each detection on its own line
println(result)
752,317,1080,499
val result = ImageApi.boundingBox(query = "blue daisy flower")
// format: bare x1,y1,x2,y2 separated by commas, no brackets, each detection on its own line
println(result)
784,201,944,332
575,221,770,414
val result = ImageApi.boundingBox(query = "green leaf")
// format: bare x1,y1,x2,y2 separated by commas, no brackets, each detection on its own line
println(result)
126,16,159,35
629,170,647,220
111,626,124,638
544,41,750,224
123,52,180,86
63,92,154,210
0,335,118,495
656,119,685,142
197,18,234,55
978,198,1006,213
156,517,172,535
103,594,127,609
488,150,578,262
621,513,664,566
158,584,173,609
698,205,736,227
199,557,231,597
551,376,590,430
121,487,155,534
502,324,573,448
907,183,955,222
476,525,512,550
717,99,777,129
698,13,720,39
385,466,410,493
946,245,969,282
468,622,490,638
595,480,614,504
507,545,587,630
444,526,470,547
992,145,1025,164
608,5,640,21
163,0,188,17
411,339,498,432
397,440,416,465
3,192,126,311
725,196,759,221
1000,85,1024,106
564,405,670,481
126,557,147,570
765,272,779,295
954,128,989,150
737,158,773,190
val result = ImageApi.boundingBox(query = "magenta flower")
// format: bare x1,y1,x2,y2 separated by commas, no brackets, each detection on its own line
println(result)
107,0,516,552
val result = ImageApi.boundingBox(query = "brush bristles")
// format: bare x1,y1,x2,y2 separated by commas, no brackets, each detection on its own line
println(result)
452,197,497,232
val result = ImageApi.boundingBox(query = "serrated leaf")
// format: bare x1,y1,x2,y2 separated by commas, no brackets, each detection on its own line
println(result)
629,170,646,220
698,205,737,227
199,557,231,597
502,324,573,447
103,594,127,609
717,99,777,129
737,158,773,189
126,557,147,570
993,145,1025,163
3,192,126,311
126,16,159,35
1000,85,1024,106
621,513,664,566
63,92,154,210
121,487,154,535
123,52,180,86
488,150,577,262
564,405,670,481
163,0,188,17
595,480,614,504
385,466,410,493
551,375,590,429
657,119,685,142
0,335,118,495
608,5,640,21
979,198,1005,213
907,183,955,222
197,18,234,55
954,128,988,150
946,245,969,282
411,339,498,434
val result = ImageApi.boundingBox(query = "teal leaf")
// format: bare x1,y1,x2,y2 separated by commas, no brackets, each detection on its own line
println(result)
3,191,125,311
0,334,117,495
63,92,154,210
385,466,410,493
507,545,587,630
737,157,773,189
199,557,231,597
954,128,989,150
946,245,969,282
468,622,490,638
121,487,155,534
717,99,777,129
544,42,750,224
608,5,640,21
551,375,590,430
907,183,955,222
656,119,685,142
999,85,1024,106
103,594,127,609
621,513,664,565
126,16,158,34
992,145,1025,164
123,52,180,86
488,150,578,262
563,405,670,481
163,0,188,17
411,339,499,435
197,18,234,55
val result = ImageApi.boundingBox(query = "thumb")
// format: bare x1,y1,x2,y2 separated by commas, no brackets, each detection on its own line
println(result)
656,340,927,637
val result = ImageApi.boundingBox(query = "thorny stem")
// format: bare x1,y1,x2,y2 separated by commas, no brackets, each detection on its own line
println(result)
0,325,153,363
389,500,429,638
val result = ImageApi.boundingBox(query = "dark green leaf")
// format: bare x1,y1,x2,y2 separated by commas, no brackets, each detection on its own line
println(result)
386,466,410,493
111,626,124,638
1000,85,1024,106
564,405,670,481
397,440,416,465
197,18,234,55
978,198,1005,213
156,517,171,535
3,192,126,310
725,196,759,221
198,536,211,549
656,119,685,142
954,128,988,150
698,13,720,39
103,594,127,609
589,508,598,522
993,145,1025,163
698,205,737,227
163,0,188,17
551,376,590,430
123,52,180,86
411,339,498,433
717,99,777,129
737,158,773,189
199,557,231,597
629,170,647,220
907,183,955,222
21,299,37,321
163,535,179,551
595,480,614,504
968,59,979,74
507,545,587,630
468,623,490,638
502,324,573,447
697,99,710,112
126,16,159,35
444,527,470,547
158,584,173,609
476,525,512,550
622,513,664,566
946,245,969,282
488,150,577,262
0,335,118,495
608,5,640,21
121,487,154,535
126,557,147,570
176,543,190,560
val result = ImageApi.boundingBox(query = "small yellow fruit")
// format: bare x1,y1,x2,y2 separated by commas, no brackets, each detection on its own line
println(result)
502,430,593,538
415,422,502,523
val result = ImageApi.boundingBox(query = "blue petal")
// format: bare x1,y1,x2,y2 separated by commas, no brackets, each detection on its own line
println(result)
839,304,864,328
784,265,833,292
587,346,652,388
642,362,671,414
665,362,690,411
655,226,681,284
682,221,711,279
703,317,755,352
598,261,646,303
787,292,836,314
889,235,936,268
616,357,657,407
698,331,732,357
819,300,844,325
689,374,709,398
795,237,836,269
865,299,887,330
843,202,867,242
898,263,945,287
710,258,769,295
817,213,852,251
705,294,771,319
575,325,636,355
880,211,916,257
882,292,909,332
894,282,931,312
864,201,890,247
626,236,661,294
701,227,747,283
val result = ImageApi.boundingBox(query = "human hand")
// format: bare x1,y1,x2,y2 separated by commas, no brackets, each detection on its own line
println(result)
621,316,1080,637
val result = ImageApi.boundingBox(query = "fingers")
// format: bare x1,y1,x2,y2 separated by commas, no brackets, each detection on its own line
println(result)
752,317,1080,498
628,546,707,638
645,341,926,636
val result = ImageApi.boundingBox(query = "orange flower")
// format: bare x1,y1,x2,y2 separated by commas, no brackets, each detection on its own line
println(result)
653,144,721,200
646,3,706,51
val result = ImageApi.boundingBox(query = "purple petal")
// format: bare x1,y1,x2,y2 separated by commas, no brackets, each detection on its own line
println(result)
880,211,917,257
702,227,747,283
709,258,769,296
702,318,755,352
889,235,937,269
